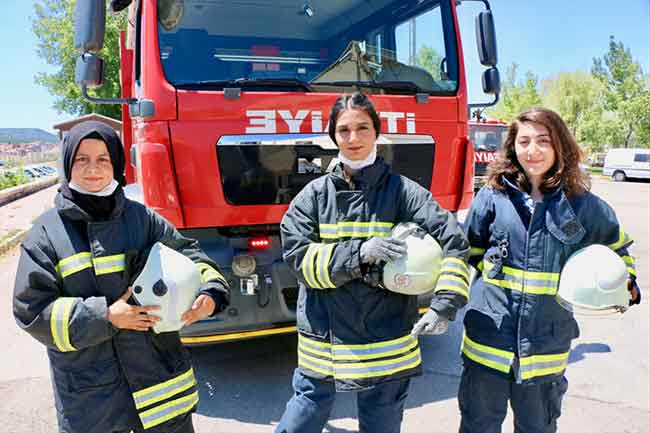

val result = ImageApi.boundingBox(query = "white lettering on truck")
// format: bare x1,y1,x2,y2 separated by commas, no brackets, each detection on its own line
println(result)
474,151,496,163
246,110,416,134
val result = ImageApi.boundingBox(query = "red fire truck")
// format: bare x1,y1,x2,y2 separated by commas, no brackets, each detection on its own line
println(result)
73,0,500,344
469,119,508,190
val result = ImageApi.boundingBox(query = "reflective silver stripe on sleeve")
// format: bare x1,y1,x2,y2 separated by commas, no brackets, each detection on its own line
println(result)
50,297,77,352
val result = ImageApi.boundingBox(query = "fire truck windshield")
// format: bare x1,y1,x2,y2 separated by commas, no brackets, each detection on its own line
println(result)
157,0,459,95
470,124,508,152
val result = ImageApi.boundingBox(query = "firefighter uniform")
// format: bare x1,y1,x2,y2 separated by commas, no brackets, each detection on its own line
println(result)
13,189,229,433
460,179,638,433
277,158,470,433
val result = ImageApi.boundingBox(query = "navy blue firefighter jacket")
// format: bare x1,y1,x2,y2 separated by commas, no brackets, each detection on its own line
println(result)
280,158,471,391
13,189,229,433
462,180,638,384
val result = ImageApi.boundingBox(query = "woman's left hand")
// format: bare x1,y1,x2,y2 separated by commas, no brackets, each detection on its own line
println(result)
628,279,641,305
181,294,216,326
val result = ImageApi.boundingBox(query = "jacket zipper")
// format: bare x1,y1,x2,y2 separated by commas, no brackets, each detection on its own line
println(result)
516,201,542,383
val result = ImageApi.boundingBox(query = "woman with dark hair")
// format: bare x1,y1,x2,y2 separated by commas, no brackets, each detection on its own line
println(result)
460,107,641,433
13,121,229,433
276,92,471,433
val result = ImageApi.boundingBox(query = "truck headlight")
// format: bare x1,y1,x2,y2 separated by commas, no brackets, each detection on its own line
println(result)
232,254,256,277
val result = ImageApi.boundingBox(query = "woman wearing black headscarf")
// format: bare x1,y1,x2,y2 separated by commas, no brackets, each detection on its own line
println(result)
13,121,229,433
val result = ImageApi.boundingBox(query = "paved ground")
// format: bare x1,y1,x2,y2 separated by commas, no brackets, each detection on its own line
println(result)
0,179,648,433
0,184,58,240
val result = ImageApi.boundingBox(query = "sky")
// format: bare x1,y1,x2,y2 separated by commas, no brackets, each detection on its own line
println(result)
0,0,648,133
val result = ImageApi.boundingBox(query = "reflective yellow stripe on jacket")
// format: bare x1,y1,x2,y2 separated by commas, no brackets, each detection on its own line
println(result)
469,247,485,257
621,255,637,277
482,260,560,295
55,252,93,278
50,297,77,352
461,333,513,374
298,334,421,380
319,221,393,239
300,243,336,289
519,352,569,380
195,262,227,285
608,229,633,251
133,367,198,429
55,252,126,279
435,257,470,299
462,333,570,380
93,254,126,276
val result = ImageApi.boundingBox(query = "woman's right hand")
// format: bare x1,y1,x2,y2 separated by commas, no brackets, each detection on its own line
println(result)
107,286,161,331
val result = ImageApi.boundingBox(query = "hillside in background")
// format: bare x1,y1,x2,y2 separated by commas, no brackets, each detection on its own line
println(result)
0,128,58,144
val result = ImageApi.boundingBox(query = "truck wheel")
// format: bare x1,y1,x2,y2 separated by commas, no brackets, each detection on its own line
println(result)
613,171,627,182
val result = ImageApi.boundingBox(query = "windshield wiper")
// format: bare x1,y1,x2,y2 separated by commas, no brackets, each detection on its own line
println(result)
175,78,313,92
310,80,425,93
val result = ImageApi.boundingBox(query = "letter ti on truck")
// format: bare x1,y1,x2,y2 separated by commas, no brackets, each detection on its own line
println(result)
73,0,500,345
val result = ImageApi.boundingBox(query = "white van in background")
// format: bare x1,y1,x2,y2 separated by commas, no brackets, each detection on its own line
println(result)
603,148,650,181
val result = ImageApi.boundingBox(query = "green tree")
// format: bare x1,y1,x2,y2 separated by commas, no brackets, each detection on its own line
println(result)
32,0,126,120
486,63,542,122
542,71,603,138
416,46,442,79
592,36,646,147
578,109,623,153
620,92,650,147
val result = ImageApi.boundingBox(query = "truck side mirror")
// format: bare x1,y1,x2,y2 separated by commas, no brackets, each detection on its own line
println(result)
75,53,105,88
482,67,500,95
74,0,107,53
475,10,497,67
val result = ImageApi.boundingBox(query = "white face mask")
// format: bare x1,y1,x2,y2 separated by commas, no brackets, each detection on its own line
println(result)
69,179,119,197
337,144,377,171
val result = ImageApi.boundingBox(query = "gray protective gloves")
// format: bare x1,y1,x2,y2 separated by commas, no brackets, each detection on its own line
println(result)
360,236,407,264
411,309,449,336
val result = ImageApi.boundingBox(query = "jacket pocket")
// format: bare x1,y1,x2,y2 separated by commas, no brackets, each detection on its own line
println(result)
296,285,329,339
66,357,121,393
464,307,504,331
553,318,580,340
363,289,413,339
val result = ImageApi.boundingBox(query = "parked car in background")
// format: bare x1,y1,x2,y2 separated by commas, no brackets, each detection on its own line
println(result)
23,168,41,179
32,166,50,177
603,148,650,181
41,166,57,176
588,152,606,167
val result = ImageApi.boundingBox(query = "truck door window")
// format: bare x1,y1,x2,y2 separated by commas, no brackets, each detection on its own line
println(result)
393,5,455,92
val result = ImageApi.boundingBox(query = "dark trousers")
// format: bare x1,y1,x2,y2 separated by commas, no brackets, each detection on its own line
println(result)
458,363,568,433
276,368,410,433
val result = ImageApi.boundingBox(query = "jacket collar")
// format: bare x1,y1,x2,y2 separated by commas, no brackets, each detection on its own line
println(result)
330,157,390,190
55,187,126,222
502,176,585,245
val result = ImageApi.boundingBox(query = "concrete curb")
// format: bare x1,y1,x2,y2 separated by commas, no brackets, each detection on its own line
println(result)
0,177,59,207
0,229,28,256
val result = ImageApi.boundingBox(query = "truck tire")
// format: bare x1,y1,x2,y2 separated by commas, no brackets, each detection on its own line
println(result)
613,171,627,182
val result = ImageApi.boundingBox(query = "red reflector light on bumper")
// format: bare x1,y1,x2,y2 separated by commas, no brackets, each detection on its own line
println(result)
248,237,271,250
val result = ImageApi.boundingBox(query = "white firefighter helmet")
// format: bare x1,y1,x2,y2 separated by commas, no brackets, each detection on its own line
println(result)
557,244,629,315
382,223,443,295
132,242,202,333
